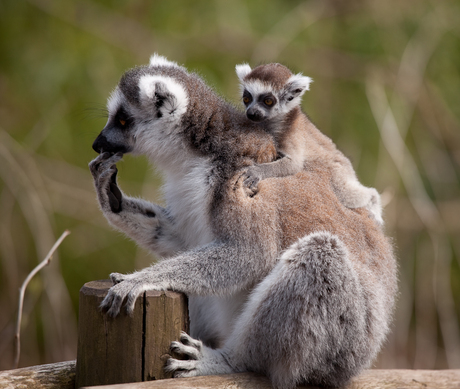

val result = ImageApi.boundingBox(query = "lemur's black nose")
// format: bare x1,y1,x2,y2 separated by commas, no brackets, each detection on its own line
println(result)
92,134,109,153
92,133,129,154
247,109,264,122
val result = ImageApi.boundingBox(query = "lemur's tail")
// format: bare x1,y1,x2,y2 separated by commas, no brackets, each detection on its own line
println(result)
228,231,372,389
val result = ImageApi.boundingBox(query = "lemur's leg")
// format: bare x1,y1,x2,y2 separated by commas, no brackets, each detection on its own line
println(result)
89,152,185,257
333,176,383,225
100,240,268,317
166,232,372,389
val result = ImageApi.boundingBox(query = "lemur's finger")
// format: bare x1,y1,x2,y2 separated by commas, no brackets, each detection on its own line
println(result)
97,153,123,172
89,152,122,177
180,332,202,349
164,357,198,374
110,272,125,284
126,286,144,314
170,342,200,359
100,293,114,313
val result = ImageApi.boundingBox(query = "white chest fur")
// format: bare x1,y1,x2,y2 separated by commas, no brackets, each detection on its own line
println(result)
162,157,215,249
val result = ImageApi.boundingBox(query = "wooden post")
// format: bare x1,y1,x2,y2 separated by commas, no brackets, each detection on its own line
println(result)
75,280,189,388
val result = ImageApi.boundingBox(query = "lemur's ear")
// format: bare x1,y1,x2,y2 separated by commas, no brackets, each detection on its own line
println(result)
283,74,313,102
138,74,188,118
235,64,252,82
139,75,163,101
149,53,179,68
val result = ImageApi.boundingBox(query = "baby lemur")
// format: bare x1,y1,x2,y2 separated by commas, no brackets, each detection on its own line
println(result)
90,55,396,389
236,62,383,225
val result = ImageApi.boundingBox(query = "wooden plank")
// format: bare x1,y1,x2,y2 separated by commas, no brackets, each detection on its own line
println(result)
81,370,460,389
0,360,75,389
1,361,459,389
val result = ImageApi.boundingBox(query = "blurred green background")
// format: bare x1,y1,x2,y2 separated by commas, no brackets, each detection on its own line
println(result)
1,0,459,371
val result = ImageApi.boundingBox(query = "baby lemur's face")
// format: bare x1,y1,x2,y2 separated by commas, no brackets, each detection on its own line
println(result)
236,63,312,126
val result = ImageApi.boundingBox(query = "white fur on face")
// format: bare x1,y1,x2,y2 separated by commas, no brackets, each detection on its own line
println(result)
106,87,124,116
238,79,271,100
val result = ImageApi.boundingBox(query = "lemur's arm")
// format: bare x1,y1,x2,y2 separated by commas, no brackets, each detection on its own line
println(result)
242,152,303,191
89,153,186,257
101,239,270,317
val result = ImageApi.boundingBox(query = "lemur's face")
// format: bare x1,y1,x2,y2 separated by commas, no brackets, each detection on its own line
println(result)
236,63,312,126
242,89,278,123
92,55,189,157
92,94,135,154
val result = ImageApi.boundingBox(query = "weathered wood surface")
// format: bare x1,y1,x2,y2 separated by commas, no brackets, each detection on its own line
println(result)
0,360,75,389
1,361,459,389
76,280,189,388
81,369,460,389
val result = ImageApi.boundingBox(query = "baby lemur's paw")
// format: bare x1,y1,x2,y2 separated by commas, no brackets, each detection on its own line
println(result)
165,332,233,378
89,152,124,213
240,167,262,197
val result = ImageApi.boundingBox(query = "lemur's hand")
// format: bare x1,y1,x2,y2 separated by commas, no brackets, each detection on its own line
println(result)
241,166,263,196
89,152,123,213
100,269,169,317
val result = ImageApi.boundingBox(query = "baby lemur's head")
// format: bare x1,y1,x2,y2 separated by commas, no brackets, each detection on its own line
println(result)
236,63,312,132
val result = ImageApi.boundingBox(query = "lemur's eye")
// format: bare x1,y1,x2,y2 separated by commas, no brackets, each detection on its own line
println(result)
264,98,274,106
119,119,126,126
242,90,252,105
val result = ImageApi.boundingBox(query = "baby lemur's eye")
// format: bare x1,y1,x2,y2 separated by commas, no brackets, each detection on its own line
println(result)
242,90,252,105
119,119,126,126
264,98,274,106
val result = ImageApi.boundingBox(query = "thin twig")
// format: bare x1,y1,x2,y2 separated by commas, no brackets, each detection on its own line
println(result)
14,230,71,369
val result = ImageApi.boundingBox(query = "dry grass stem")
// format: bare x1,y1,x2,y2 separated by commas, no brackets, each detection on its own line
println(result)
14,230,71,368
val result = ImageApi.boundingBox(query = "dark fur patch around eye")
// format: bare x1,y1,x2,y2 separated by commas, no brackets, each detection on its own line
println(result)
259,93,277,107
243,90,252,105
115,107,133,129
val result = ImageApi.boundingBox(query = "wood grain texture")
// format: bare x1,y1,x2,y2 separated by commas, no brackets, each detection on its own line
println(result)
1,361,459,389
144,290,189,381
75,280,189,388
81,370,460,389
0,360,76,389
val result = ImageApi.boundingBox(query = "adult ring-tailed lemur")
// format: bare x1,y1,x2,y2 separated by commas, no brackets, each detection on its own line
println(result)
89,54,397,389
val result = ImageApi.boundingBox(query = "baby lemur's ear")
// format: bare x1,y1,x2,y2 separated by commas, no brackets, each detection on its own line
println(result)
283,74,313,103
235,63,252,82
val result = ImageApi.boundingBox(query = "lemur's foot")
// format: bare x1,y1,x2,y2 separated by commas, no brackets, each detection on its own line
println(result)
165,332,233,378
